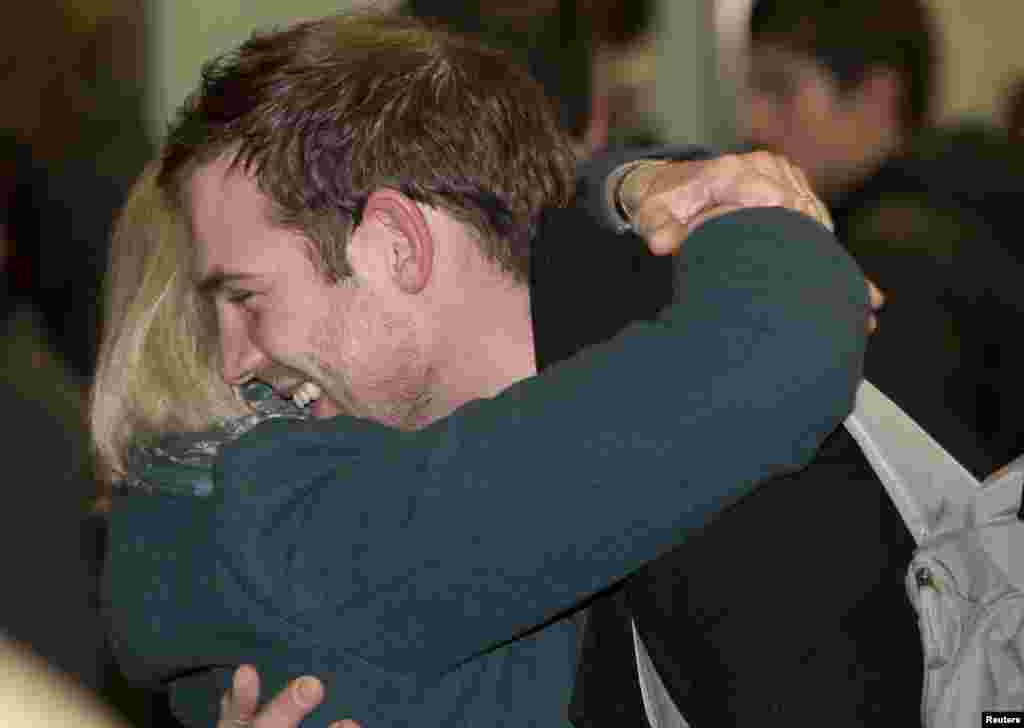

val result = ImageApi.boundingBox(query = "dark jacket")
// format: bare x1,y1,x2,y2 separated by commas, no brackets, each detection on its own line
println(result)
105,203,867,727
561,130,1024,726
835,125,1024,475
535,156,920,727
0,298,102,691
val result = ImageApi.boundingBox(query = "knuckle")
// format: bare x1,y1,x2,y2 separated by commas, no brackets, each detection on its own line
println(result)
663,188,694,218
705,153,735,179
749,150,778,168
722,153,745,171
756,181,787,206
636,201,666,226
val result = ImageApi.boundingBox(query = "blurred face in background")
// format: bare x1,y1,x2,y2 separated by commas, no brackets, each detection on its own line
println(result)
741,43,896,203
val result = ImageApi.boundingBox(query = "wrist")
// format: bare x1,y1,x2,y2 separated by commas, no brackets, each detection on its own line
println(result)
606,159,672,231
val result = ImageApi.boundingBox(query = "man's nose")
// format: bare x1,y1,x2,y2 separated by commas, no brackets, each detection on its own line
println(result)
219,317,266,385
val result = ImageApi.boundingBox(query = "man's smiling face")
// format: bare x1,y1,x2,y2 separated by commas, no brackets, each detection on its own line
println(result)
188,154,434,427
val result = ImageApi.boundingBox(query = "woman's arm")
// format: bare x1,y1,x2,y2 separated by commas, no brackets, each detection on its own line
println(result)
214,206,868,674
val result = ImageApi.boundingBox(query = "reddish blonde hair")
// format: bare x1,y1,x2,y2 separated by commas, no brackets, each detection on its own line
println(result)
160,11,577,284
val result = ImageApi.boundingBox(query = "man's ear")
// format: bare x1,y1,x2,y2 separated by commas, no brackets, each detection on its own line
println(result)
357,188,434,294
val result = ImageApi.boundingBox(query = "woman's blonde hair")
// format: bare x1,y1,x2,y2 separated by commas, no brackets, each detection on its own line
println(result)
90,161,249,498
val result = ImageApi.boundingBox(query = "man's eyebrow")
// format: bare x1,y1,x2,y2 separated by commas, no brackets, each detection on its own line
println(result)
195,269,260,298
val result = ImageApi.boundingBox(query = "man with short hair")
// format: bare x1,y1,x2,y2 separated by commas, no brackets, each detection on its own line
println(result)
743,0,1024,472
744,0,936,205
726,1,1024,722
104,12,868,728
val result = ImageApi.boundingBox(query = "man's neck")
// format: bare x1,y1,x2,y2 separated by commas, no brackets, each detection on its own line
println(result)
430,280,536,422
411,210,538,426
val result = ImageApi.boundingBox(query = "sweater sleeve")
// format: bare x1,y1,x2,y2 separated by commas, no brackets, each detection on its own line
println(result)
211,207,868,676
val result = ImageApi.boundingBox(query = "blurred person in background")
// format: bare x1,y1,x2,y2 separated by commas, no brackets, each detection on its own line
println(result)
0,1,151,382
0,4,167,725
404,0,604,157
402,0,684,381
585,0,661,148
731,0,1024,721
744,0,1024,475
405,0,663,157
2,134,176,728
0,135,89,448
0,135,106,703
1004,75,1024,144
744,0,1024,473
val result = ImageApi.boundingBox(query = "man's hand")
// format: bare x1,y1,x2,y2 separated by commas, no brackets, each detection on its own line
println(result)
615,151,833,256
218,665,360,728
614,151,884,332
866,280,885,334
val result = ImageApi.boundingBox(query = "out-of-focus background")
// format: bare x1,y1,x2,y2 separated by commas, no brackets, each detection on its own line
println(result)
149,0,1024,148
710,0,1024,144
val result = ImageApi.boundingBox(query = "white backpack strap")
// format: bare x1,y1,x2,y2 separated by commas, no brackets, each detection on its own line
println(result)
632,619,690,728
843,380,980,544
976,457,1024,594
845,381,1024,727
630,380,1019,728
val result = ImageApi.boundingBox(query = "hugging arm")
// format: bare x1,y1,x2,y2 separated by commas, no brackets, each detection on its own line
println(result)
213,205,867,675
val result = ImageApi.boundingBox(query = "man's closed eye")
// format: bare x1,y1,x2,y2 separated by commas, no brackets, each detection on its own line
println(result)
226,289,255,305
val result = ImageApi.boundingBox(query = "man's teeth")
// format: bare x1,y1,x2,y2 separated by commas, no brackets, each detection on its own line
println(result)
292,382,323,408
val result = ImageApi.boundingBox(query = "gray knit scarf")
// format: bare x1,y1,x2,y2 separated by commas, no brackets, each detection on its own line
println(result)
122,381,309,497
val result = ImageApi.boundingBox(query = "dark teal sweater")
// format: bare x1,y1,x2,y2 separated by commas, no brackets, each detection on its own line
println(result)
105,208,868,727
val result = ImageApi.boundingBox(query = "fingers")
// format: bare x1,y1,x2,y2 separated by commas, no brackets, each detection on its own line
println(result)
621,160,709,251
989,461,1014,481
624,152,834,256
629,163,714,254
645,205,744,257
635,199,692,256
635,155,778,255
796,171,832,231
866,278,886,334
219,667,325,728
739,152,830,230
772,155,833,232
867,279,885,311
252,675,324,728
219,664,261,728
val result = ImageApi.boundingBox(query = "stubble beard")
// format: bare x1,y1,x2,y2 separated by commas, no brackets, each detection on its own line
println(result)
311,279,437,429
313,353,434,430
